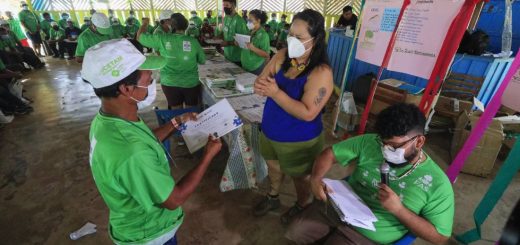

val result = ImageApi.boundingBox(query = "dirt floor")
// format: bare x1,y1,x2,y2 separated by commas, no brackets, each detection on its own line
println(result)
0,58,519,245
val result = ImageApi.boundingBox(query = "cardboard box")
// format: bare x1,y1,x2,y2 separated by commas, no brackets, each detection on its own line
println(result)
434,96,474,121
451,111,504,177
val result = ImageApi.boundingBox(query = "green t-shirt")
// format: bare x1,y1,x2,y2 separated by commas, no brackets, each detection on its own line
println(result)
278,29,288,43
127,17,141,27
75,28,112,57
241,28,270,72
80,24,90,33
139,33,206,88
147,25,155,34
111,25,125,38
277,21,287,35
190,16,203,29
40,19,52,37
8,18,27,40
223,14,247,62
153,26,169,35
266,20,278,41
331,134,454,244
18,10,40,33
0,35,18,51
186,27,200,39
89,113,183,244
125,25,139,38
49,28,65,41
58,19,68,30
204,17,216,25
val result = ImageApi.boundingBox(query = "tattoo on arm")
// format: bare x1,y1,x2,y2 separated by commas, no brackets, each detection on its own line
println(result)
314,87,327,106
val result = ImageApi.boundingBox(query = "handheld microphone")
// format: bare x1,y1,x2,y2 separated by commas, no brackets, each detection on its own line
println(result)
380,162,390,185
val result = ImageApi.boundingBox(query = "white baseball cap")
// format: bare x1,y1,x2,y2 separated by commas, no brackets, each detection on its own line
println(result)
91,12,111,35
50,22,58,26
81,39,166,89
159,10,173,21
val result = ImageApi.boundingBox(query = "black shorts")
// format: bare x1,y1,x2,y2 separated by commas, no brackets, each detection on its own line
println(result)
26,31,42,44
162,84,201,107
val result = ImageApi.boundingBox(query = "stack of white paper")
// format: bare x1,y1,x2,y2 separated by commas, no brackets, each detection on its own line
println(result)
323,178,378,231
235,73,257,93
234,34,251,49
181,99,243,153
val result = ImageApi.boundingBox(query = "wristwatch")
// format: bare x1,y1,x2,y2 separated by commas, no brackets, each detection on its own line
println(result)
170,117,181,129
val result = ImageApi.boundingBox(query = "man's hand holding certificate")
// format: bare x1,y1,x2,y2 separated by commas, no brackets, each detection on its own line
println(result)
181,99,244,153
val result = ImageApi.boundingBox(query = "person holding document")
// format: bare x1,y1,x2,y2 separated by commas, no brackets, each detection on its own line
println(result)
137,14,206,109
253,9,333,224
240,9,270,75
220,0,248,66
286,104,454,244
84,39,221,244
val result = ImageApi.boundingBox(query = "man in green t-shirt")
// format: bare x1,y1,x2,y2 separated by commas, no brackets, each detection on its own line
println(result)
75,12,113,63
189,11,203,29
80,16,91,33
266,13,278,42
82,38,222,244
48,22,65,58
18,1,43,56
154,10,173,35
286,103,454,244
277,14,288,36
186,21,200,39
124,17,139,39
220,0,248,65
58,13,70,30
137,14,205,109
5,11,27,43
110,18,125,38
204,10,216,26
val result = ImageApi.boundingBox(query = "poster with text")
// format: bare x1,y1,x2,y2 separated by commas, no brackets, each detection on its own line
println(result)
387,0,465,79
355,0,404,66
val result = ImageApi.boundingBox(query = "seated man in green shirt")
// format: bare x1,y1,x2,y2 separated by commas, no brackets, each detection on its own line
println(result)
48,22,65,58
110,18,125,38
75,12,113,63
83,38,222,244
190,11,203,29
286,103,454,245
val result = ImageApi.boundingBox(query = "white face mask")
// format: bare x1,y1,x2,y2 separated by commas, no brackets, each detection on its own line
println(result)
246,21,254,30
381,145,407,165
22,6,29,10
130,80,157,110
287,36,313,59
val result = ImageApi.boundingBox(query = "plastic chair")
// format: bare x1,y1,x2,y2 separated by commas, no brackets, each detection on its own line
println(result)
154,107,199,152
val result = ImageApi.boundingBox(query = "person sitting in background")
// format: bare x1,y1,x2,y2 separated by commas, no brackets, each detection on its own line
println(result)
264,24,274,46
5,11,28,47
276,23,290,50
286,103,454,245
125,17,139,39
204,10,216,26
190,11,202,29
75,12,113,63
0,23,44,69
154,10,173,35
64,19,81,60
277,14,288,36
48,22,65,58
200,19,214,43
58,12,71,30
111,18,125,38
137,14,205,110
0,58,33,116
335,5,358,30
18,1,43,57
240,10,270,75
266,13,278,44
80,16,91,32
186,21,200,39
127,10,141,27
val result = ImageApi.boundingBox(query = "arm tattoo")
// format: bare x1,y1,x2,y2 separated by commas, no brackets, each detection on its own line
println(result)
314,87,327,106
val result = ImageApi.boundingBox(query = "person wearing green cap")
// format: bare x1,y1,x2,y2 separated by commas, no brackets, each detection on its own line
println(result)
221,0,248,65
75,12,113,63
18,2,43,56
137,14,206,109
241,10,270,75
83,38,222,245
189,11,203,29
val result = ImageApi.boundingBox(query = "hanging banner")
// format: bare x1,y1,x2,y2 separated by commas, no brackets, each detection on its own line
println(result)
386,0,465,79
355,0,405,66
501,68,520,111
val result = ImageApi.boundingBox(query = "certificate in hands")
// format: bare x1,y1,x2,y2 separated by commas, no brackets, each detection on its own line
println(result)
181,99,243,153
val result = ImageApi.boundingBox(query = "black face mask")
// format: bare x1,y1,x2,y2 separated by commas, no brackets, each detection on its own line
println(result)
224,7,232,15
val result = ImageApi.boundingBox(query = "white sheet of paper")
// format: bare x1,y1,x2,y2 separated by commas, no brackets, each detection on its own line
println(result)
181,99,243,153
323,178,378,231
234,34,251,49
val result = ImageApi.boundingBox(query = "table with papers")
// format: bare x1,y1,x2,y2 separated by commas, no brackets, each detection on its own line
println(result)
198,51,268,192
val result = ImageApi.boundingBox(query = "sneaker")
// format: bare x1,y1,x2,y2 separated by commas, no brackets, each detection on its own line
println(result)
280,203,305,225
253,195,280,217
